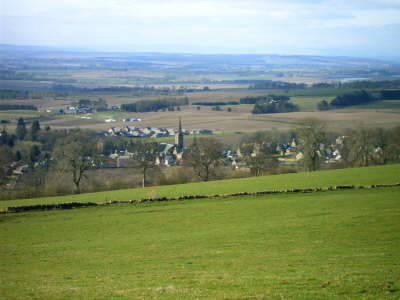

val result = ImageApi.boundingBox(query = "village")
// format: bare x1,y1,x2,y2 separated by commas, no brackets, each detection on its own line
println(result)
105,125,213,138
104,123,348,169
1,116,391,193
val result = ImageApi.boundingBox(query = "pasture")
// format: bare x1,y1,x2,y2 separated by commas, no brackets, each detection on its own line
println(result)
1,164,399,209
1,185,399,299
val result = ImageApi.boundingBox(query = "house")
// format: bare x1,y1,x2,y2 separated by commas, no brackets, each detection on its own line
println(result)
190,129,213,135
64,106,78,114
123,117,141,122
12,164,29,176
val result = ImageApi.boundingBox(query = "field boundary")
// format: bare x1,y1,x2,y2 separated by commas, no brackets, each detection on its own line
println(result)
2,183,399,214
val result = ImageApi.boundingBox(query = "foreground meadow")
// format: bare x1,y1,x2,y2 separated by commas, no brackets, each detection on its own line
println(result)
1,164,399,209
1,187,399,299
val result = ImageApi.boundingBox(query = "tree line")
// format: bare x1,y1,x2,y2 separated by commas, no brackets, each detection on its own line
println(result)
0,104,38,111
249,81,307,90
0,89,54,100
295,119,400,171
311,79,400,89
248,79,400,90
192,101,239,106
121,97,189,112
317,89,400,111
244,95,299,114
252,101,299,114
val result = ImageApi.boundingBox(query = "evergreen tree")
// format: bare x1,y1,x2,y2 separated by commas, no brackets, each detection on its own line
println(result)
15,150,22,161
30,120,41,141
16,118,27,140
0,130,9,146
29,145,41,167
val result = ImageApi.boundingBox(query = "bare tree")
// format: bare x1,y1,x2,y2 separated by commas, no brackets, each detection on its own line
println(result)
245,154,278,176
239,134,278,176
373,127,400,164
52,132,99,194
185,137,223,181
0,145,13,184
385,126,400,163
296,119,326,171
344,125,377,167
128,140,159,187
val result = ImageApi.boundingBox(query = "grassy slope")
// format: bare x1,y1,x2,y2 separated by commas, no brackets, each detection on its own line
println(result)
1,164,400,209
1,187,399,299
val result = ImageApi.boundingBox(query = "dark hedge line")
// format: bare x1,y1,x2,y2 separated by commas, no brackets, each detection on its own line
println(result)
4,183,399,213
192,101,239,106
252,101,299,114
121,98,189,112
0,104,38,111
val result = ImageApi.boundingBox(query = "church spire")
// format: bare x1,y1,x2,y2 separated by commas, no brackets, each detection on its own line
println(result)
175,117,184,154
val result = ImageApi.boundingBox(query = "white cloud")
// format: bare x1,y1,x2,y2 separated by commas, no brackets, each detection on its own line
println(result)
1,0,399,56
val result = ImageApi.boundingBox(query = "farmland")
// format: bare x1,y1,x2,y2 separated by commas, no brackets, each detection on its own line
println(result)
2,95,400,134
1,47,400,134
1,172,399,299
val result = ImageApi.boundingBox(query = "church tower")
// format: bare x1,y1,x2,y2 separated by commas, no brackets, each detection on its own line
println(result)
175,117,184,154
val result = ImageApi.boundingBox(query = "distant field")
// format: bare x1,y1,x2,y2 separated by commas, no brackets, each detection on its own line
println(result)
291,96,334,111
29,104,400,133
1,164,399,209
2,89,400,133
1,186,399,299
0,110,45,119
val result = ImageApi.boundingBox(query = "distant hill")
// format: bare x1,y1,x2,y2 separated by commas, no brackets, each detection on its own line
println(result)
0,43,398,70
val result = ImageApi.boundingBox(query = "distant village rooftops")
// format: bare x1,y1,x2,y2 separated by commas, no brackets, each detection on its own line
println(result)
105,126,213,139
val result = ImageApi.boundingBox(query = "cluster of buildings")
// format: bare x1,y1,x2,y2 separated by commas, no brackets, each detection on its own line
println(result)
105,125,212,139
275,138,344,164
46,105,93,115
102,116,355,170
46,105,119,115
104,119,213,167
105,119,186,167
225,137,347,169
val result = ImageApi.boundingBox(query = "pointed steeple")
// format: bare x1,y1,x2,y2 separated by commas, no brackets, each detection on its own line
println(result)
175,117,184,154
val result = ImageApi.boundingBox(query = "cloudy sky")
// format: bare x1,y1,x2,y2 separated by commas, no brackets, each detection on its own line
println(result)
1,0,399,57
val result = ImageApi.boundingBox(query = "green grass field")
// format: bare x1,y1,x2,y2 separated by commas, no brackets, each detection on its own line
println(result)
1,164,399,209
1,186,399,299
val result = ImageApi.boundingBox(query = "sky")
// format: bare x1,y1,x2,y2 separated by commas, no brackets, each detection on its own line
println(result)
1,0,400,57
